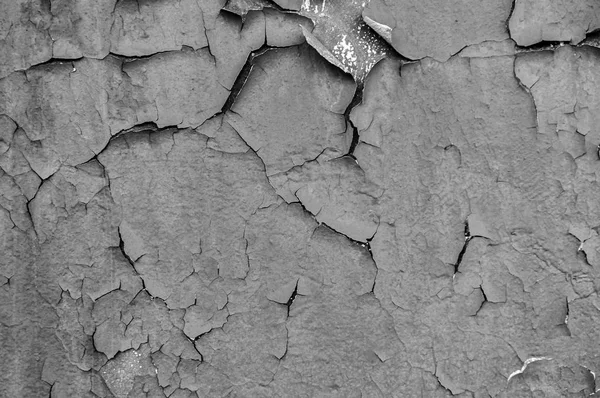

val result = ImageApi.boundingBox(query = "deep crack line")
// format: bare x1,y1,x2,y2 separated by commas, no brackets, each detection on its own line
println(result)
285,279,299,318
221,45,271,114
453,221,472,275
118,225,137,269
345,81,364,157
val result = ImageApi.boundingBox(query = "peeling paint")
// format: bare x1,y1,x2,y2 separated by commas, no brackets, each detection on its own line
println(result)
3,1,600,397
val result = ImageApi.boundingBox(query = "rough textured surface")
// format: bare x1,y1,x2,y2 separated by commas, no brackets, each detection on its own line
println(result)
0,0,52,79
348,46,600,395
49,0,117,59
3,1,600,397
348,54,557,396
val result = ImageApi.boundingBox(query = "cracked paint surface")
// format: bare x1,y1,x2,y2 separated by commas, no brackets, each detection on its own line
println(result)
509,0,600,47
2,1,600,397
362,0,514,62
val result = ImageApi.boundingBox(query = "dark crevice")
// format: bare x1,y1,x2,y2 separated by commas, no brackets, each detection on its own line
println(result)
564,297,571,336
44,380,55,398
293,197,374,253
219,8,244,29
453,221,472,274
110,121,179,140
25,184,42,240
93,285,124,303
368,245,377,294
344,82,365,158
285,280,299,317
115,0,141,13
577,246,591,267
90,122,179,169
128,281,153,304
471,286,488,317
183,334,204,362
221,45,271,114
109,48,194,63
363,234,379,294
243,236,250,273
506,0,516,35
305,216,379,293
294,194,376,252
449,43,471,59
139,277,154,300
90,329,103,358
203,27,214,61
514,40,566,53
480,286,488,303
117,225,159,301
193,309,231,344
117,226,136,268
310,216,372,246
31,57,84,70
579,28,600,48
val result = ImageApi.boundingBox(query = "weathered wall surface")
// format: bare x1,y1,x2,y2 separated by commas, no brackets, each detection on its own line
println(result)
2,0,600,397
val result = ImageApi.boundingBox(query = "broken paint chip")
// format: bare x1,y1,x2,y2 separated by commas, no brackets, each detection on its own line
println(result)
223,0,274,17
507,356,553,383
362,15,392,43
298,0,392,81
301,25,350,75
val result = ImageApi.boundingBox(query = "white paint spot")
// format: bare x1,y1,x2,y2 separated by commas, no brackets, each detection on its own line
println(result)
333,34,358,66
